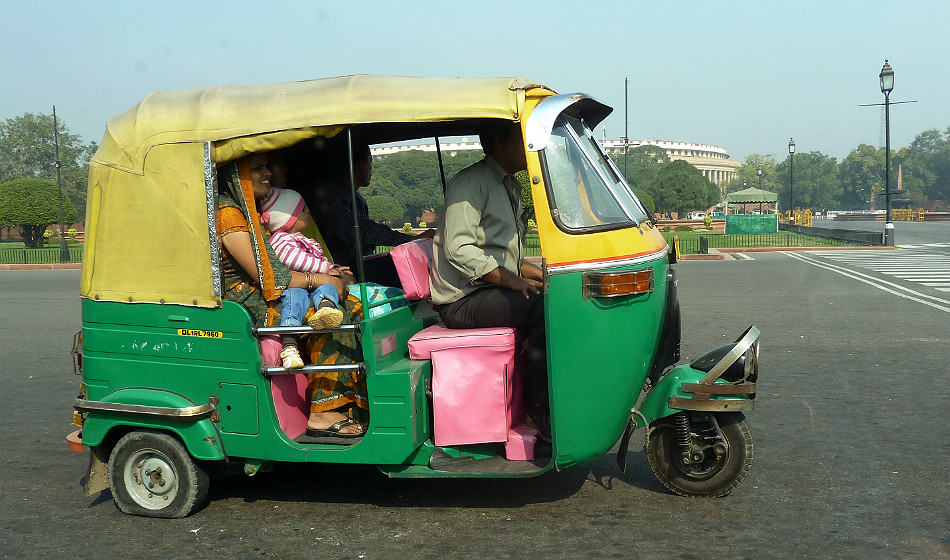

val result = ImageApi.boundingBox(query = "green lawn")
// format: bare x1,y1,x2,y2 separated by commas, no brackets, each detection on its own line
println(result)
0,239,83,250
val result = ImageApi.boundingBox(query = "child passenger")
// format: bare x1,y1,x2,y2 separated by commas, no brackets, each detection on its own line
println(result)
260,187,354,370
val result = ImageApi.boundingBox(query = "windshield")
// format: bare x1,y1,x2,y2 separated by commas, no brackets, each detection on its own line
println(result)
540,115,648,231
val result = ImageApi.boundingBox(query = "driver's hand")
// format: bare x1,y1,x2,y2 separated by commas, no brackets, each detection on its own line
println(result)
514,277,542,299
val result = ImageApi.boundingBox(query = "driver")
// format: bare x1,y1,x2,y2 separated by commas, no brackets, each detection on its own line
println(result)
428,120,550,440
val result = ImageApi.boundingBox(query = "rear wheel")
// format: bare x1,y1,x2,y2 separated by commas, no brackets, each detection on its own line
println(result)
107,430,209,518
645,411,752,497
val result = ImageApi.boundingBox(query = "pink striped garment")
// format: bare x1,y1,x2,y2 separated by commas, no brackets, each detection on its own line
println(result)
269,231,334,274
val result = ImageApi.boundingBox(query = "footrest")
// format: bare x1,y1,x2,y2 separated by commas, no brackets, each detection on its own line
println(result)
505,424,539,461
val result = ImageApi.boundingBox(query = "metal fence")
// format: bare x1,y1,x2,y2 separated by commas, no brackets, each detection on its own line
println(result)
676,231,870,255
0,246,84,264
778,223,883,245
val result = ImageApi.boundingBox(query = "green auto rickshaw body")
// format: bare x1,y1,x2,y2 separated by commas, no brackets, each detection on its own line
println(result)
71,76,758,507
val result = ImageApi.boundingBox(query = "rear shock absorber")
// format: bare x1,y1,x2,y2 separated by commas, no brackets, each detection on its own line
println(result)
675,412,693,465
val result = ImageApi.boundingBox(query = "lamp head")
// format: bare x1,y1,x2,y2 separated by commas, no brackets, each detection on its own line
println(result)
788,138,796,154
880,60,894,94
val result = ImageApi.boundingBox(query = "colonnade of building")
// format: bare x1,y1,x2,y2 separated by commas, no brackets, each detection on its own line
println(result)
371,137,741,190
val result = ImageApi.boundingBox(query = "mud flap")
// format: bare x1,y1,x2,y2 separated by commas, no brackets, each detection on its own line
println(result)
616,419,635,473
84,445,110,496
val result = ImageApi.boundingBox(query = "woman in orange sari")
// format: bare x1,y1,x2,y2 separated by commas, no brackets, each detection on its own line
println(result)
216,152,366,437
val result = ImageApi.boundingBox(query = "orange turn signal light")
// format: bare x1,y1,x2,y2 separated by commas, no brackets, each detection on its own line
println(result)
583,268,654,298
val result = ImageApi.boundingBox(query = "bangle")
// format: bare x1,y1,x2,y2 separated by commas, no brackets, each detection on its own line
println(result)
306,272,313,291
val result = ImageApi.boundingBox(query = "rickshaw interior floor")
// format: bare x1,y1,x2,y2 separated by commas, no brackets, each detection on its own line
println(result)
427,448,550,474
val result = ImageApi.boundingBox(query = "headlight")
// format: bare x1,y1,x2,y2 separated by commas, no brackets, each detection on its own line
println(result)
689,326,760,383
690,343,748,382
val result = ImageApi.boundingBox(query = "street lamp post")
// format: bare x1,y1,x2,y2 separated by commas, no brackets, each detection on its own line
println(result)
879,60,895,246
52,106,70,263
788,138,795,212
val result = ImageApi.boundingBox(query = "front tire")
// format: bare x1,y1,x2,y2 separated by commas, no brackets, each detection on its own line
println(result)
645,412,752,497
107,430,209,518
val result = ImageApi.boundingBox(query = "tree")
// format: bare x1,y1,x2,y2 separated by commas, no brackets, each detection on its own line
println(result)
0,178,77,248
367,150,447,222
722,154,778,195
365,195,405,224
0,113,97,220
633,188,655,214
651,160,719,215
900,127,949,203
610,145,670,196
891,147,929,208
838,144,884,210
775,151,841,211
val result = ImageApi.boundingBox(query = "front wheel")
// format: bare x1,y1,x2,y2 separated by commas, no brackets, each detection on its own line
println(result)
645,411,752,497
107,430,210,518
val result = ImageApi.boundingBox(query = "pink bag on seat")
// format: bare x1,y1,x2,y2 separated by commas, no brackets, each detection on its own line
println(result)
409,325,526,446
390,238,433,300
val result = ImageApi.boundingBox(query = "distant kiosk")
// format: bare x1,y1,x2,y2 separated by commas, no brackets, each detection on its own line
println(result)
725,187,778,234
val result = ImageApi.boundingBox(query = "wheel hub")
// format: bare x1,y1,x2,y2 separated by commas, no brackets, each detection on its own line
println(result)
679,441,729,479
124,449,179,508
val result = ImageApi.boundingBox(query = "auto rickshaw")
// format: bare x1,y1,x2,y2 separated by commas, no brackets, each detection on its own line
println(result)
67,75,760,517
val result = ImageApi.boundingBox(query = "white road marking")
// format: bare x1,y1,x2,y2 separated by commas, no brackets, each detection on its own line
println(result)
782,251,950,313
803,249,950,293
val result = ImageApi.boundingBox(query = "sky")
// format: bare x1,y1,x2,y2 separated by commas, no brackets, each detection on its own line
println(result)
2,1,948,163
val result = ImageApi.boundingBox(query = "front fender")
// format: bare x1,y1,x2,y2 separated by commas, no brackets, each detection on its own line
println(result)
637,364,755,427
77,388,225,461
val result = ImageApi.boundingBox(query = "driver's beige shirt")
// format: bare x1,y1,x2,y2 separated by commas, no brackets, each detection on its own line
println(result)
429,156,524,306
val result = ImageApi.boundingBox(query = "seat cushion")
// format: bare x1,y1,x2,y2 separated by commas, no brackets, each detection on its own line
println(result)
408,324,516,360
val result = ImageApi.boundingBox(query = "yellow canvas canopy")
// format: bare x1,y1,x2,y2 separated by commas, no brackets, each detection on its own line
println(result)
82,75,553,308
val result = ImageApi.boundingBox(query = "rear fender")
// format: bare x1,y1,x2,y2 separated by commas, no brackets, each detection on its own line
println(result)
77,388,225,462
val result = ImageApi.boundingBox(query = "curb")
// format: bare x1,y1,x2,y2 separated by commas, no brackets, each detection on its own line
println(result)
0,263,82,270
681,253,725,261
680,245,898,260
717,246,897,253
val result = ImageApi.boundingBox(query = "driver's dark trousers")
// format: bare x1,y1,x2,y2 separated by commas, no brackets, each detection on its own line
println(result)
436,287,548,411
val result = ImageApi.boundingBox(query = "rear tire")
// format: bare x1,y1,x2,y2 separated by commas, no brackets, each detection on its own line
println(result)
645,412,752,497
108,430,209,518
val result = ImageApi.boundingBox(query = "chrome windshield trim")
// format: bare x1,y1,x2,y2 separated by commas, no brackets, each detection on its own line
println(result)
546,246,668,276
595,133,650,218
562,121,635,223
525,93,612,152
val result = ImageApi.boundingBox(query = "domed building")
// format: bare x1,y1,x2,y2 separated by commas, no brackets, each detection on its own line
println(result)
371,138,741,196
599,139,741,194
